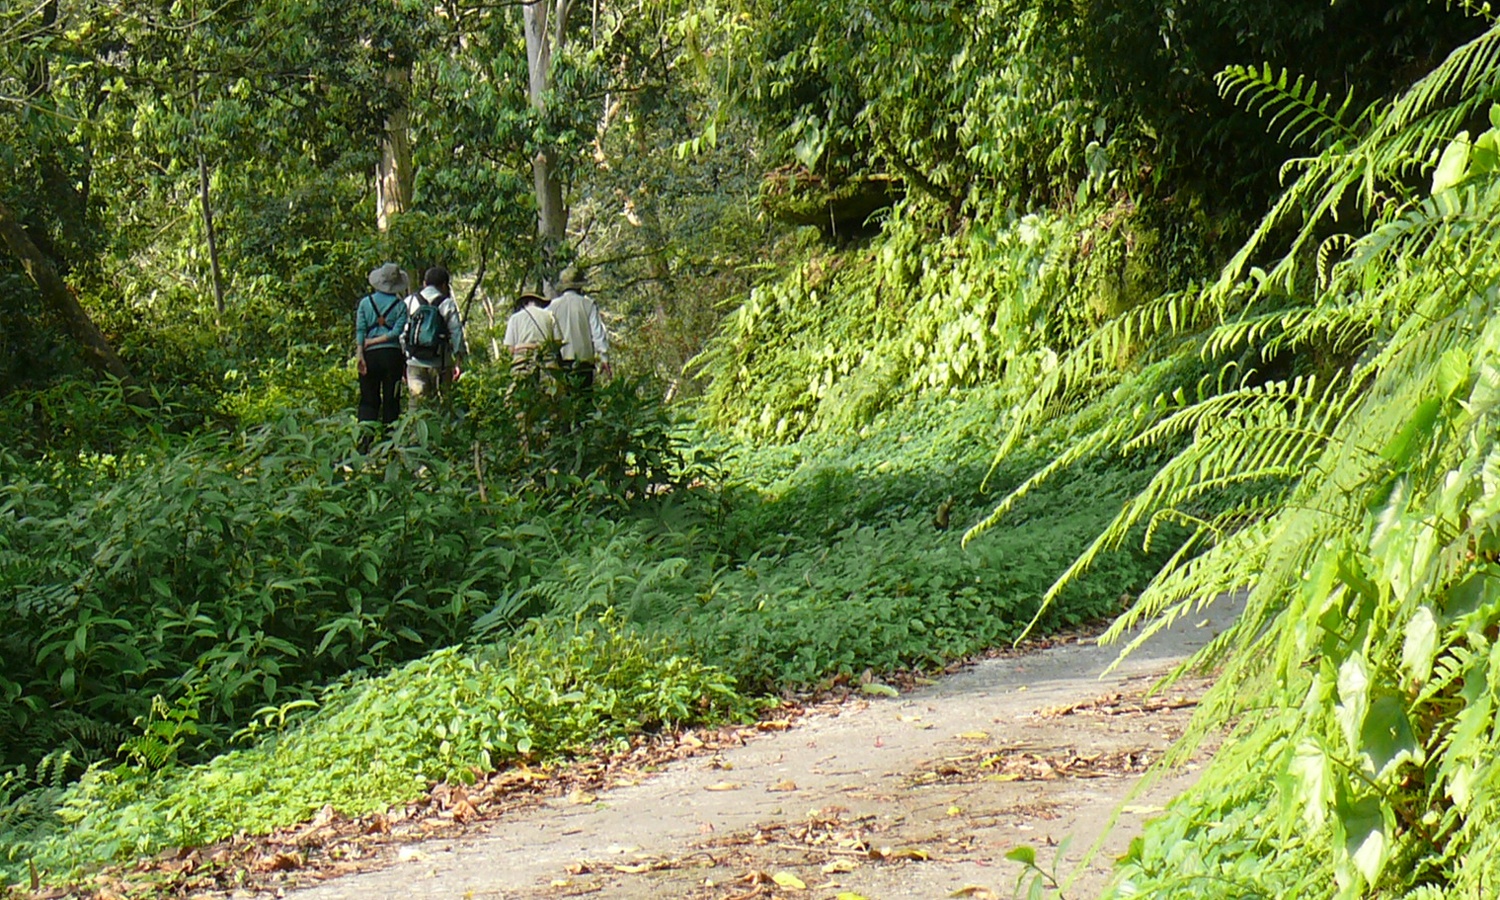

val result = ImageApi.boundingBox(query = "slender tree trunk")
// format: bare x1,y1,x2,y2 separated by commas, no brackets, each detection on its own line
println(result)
188,74,225,316
0,194,140,394
461,227,493,323
524,0,569,265
197,151,226,317
377,67,414,232
632,119,674,318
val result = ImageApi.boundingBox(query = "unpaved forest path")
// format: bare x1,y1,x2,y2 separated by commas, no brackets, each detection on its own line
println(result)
282,599,1240,900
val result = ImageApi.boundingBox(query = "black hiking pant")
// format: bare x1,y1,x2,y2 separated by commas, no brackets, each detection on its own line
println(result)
358,344,405,425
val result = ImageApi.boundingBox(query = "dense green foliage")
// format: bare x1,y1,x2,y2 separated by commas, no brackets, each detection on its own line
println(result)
942,15,1500,899
0,372,1168,882
24,618,747,869
0,368,698,775
8,0,1500,894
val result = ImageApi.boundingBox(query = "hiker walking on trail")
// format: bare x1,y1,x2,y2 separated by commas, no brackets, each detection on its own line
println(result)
547,267,610,391
403,266,466,405
503,292,561,445
503,292,559,372
355,263,410,432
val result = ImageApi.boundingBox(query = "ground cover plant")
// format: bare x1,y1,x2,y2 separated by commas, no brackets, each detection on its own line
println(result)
12,616,750,873
0,364,1167,885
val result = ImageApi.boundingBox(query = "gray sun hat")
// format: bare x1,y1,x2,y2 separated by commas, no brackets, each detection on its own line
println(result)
557,266,586,291
368,263,409,295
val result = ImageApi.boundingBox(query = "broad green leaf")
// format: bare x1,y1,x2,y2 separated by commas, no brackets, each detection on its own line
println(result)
1289,737,1333,829
1436,348,1471,399
1401,606,1439,686
1359,694,1420,780
1441,570,1499,619
1431,131,1471,194
1336,793,1387,887
1473,130,1500,176
1449,761,1480,812
1379,396,1441,466
860,682,898,697
1336,654,1370,753
1004,845,1037,866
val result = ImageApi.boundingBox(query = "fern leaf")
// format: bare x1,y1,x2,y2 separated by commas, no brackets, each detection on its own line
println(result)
1217,64,1365,150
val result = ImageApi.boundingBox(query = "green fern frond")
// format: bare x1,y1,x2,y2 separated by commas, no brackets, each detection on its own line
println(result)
963,419,1127,547
1216,64,1368,149
1316,233,1356,288
1381,26,1500,136
1200,306,1316,360
986,289,1220,467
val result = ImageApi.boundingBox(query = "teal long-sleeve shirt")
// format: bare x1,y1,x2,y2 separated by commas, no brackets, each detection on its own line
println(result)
356,292,408,351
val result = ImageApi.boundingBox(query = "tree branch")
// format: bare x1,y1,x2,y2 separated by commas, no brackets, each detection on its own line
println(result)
0,193,145,401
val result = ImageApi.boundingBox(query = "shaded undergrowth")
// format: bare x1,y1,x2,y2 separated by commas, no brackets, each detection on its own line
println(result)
0,373,1164,886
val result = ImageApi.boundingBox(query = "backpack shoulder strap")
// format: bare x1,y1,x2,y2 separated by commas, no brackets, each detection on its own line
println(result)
522,306,546,334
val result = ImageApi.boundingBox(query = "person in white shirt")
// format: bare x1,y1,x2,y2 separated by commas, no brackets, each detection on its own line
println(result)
502,292,559,372
547,266,610,390
403,266,467,405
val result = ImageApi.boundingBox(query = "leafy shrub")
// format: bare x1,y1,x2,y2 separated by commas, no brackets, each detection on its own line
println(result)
967,22,1500,898
690,199,1191,441
0,412,552,770
457,364,694,507
526,391,1167,693
1,614,750,881
0,378,180,461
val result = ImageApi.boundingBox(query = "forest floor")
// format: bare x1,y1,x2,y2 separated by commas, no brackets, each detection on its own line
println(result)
109,597,1240,900
231,597,1242,900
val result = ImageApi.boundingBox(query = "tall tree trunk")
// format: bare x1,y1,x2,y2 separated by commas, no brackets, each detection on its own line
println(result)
377,67,414,232
0,195,140,395
524,0,571,268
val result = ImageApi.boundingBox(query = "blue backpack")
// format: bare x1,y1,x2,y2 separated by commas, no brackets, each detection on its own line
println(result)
404,296,450,362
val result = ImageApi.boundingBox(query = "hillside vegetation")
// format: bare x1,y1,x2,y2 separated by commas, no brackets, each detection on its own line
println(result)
4,0,1500,897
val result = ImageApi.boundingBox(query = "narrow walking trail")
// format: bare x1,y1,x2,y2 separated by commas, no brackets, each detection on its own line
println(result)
281,596,1241,900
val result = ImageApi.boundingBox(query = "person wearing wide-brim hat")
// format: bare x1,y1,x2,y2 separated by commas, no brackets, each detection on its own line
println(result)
547,265,610,390
354,263,410,438
503,291,560,372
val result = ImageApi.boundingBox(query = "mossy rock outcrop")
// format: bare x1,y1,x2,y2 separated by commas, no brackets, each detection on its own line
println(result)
761,166,901,240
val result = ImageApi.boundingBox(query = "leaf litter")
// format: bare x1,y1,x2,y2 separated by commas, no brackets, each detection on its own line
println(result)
15,624,1221,900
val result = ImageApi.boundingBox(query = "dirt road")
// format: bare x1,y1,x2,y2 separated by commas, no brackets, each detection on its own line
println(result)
281,595,1239,900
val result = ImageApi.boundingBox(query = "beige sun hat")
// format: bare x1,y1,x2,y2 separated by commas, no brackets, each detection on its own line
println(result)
368,263,409,295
